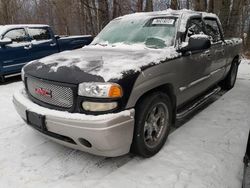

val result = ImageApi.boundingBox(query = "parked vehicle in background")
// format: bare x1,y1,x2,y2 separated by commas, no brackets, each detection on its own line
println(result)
13,10,242,157
0,24,93,82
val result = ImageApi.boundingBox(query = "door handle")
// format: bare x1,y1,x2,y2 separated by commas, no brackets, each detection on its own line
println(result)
24,44,32,50
50,43,56,47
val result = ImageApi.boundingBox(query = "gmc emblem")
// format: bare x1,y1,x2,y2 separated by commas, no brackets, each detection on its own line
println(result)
35,88,52,98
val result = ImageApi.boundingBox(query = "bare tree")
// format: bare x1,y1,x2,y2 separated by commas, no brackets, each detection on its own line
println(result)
145,0,153,12
137,0,143,12
113,0,121,18
226,0,244,37
98,0,109,31
193,0,207,11
186,0,190,9
170,0,178,10
0,0,24,24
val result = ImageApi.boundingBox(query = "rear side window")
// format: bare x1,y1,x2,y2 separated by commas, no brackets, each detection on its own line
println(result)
28,28,51,41
3,28,28,43
204,19,222,43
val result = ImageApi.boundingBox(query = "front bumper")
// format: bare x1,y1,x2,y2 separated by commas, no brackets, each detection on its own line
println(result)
13,89,135,157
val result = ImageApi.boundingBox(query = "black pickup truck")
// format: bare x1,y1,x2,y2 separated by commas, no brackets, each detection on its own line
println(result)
0,24,93,81
13,10,242,157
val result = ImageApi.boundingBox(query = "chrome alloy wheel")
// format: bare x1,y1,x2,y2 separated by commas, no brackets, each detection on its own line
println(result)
143,102,169,148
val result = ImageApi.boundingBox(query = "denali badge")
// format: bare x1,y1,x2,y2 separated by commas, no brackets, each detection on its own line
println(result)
35,88,52,98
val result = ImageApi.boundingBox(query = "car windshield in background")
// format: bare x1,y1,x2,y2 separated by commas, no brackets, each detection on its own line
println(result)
92,17,177,49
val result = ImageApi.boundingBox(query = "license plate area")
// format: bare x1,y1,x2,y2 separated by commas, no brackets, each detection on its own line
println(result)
26,111,47,131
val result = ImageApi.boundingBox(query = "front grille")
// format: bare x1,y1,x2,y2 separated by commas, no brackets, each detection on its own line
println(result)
26,77,74,109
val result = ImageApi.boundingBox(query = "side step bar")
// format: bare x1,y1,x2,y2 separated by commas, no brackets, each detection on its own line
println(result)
176,87,221,119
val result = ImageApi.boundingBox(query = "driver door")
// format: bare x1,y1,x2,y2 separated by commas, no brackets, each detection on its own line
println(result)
177,17,213,106
0,28,32,75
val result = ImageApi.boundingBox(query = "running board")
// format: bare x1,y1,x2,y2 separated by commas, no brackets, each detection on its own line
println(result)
176,87,221,119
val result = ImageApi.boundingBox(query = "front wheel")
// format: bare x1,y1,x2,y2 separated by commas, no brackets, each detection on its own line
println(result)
131,92,172,157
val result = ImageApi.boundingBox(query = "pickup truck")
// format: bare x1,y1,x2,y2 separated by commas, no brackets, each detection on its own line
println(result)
0,24,93,81
13,10,242,157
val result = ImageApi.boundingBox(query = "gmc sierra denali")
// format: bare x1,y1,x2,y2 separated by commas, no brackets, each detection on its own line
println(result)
13,10,242,157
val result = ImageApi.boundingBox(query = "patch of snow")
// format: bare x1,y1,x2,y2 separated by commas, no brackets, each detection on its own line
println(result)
202,12,218,19
225,38,243,45
0,24,49,36
31,39,53,45
59,35,92,39
191,34,210,39
0,59,250,188
237,59,250,80
35,44,181,81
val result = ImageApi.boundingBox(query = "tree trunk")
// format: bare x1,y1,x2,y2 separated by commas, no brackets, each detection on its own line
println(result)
144,0,153,12
186,0,190,9
112,0,121,18
85,0,95,35
98,0,109,31
137,0,143,12
170,0,178,10
193,0,207,11
226,0,244,37
208,0,214,12
218,0,231,33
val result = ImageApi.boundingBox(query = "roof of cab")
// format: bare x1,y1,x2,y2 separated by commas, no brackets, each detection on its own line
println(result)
0,24,49,35
118,9,217,20
116,9,218,33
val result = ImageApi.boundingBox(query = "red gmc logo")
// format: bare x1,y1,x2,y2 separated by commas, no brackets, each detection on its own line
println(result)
35,88,52,98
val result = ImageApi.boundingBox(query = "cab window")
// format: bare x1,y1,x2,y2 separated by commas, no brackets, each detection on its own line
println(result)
27,28,51,41
185,18,205,41
204,19,222,43
3,28,29,43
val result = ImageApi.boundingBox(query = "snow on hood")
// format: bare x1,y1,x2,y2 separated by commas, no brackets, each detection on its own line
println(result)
32,43,180,82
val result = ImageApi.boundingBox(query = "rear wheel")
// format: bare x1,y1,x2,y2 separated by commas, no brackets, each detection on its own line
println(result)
220,59,239,90
131,92,172,157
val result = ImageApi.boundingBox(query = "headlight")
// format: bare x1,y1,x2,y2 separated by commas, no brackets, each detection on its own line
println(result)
82,101,118,112
21,67,25,81
78,82,123,98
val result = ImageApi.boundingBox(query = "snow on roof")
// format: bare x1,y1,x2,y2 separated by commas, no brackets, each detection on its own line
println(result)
117,9,218,33
0,24,49,36
202,12,219,19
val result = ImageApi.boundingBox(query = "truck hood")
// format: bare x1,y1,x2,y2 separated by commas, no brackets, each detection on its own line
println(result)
24,45,180,84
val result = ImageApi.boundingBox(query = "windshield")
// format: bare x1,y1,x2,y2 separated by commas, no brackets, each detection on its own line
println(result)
92,17,177,49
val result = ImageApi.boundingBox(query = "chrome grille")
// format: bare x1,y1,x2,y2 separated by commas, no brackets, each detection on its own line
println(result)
26,77,74,108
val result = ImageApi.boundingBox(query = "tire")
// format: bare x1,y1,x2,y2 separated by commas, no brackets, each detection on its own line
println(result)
131,92,173,157
220,58,239,90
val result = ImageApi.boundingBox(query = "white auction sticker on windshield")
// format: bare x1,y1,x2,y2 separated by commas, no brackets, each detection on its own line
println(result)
152,18,175,25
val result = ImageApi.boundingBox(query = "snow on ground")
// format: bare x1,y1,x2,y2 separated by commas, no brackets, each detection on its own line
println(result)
0,60,250,188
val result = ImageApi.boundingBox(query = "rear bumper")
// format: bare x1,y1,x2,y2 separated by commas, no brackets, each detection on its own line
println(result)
13,89,135,157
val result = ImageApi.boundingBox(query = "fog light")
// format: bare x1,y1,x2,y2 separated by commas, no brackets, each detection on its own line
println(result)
82,101,118,112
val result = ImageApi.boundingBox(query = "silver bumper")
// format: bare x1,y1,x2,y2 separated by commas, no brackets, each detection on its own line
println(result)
13,89,135,157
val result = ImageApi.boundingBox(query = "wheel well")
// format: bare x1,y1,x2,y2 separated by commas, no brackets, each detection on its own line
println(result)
135,84,177,124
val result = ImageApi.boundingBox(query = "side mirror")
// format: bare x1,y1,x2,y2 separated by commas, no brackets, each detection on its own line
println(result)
0,38,12,46
179,34,211,53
